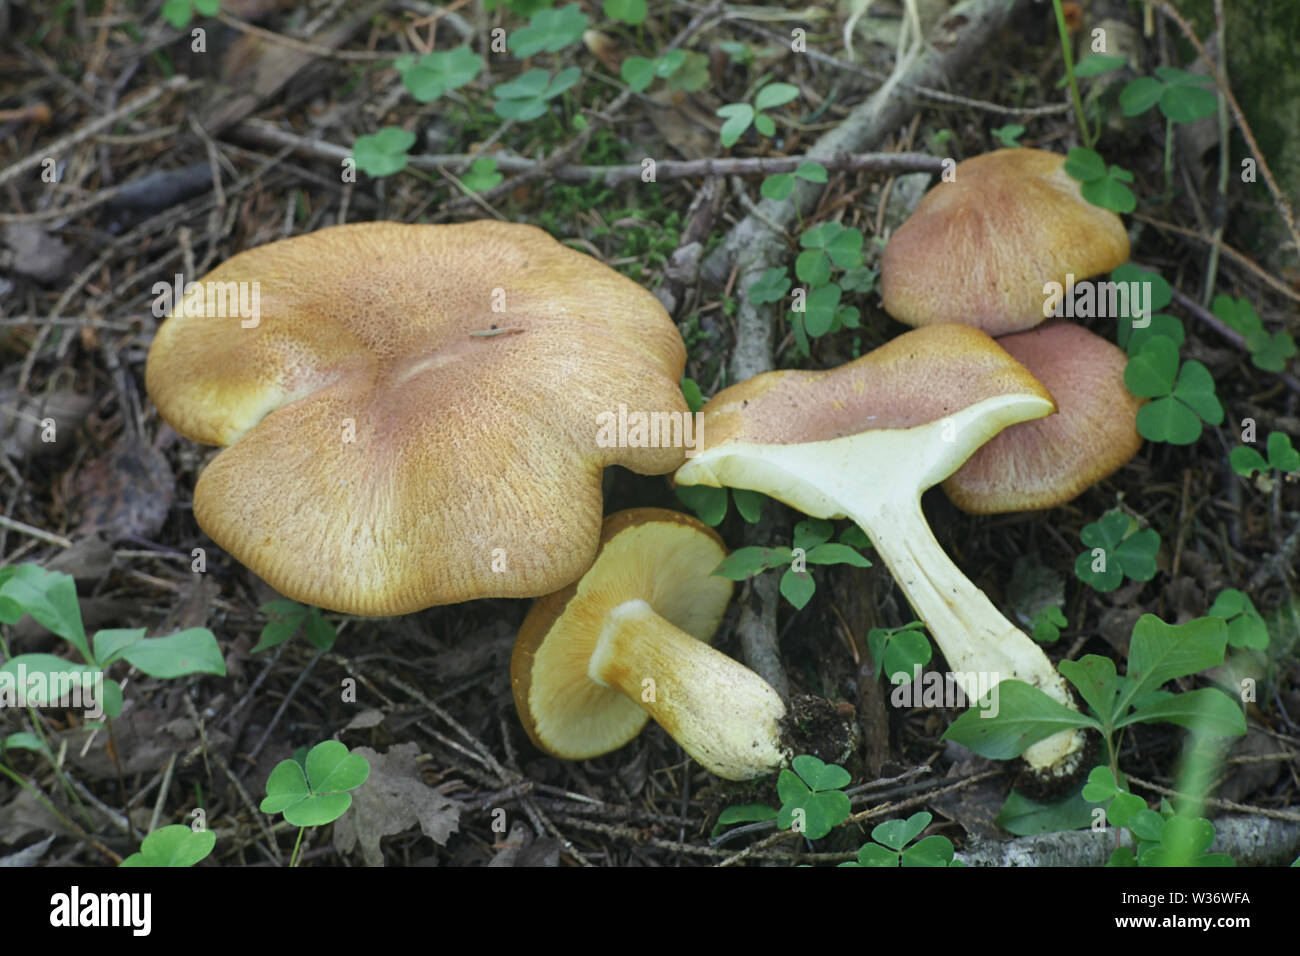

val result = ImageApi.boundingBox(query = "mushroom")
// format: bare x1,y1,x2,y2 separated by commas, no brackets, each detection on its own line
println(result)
673,324,1086,778
942,321,1144,513
511,508,789,781
880,148,1130,336
146,221,689,615
879,149,1138,512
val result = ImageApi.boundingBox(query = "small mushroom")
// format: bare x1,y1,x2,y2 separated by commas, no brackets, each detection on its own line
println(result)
511,508,789,781
942,321,1144,513
146,221,689,615
880,148,1130,336
674,324,1086,779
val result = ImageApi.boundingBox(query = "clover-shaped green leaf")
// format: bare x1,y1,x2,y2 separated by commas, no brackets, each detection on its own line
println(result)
493,67,581,121
868,621,930,682
991,123,1025,148
776,755,851,840
1074,510,1160,592
717,103,755,148
120,825,216,867
603,0,646,25
1030,606,1067,644
352,127,415,178
509,3,588,57
1207,588,1269,650
871,811,931,852
760,161,827,200
1126,338,1222,444
162,0,218,29
459,157,503,193
1063,147,1136,213
260,740,370,827
398,46,482,102
747,267,791,304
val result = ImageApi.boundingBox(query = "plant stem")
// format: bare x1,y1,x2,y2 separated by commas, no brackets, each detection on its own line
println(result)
1050,0,1092,148
290,826,305,867
1164,116,1174,196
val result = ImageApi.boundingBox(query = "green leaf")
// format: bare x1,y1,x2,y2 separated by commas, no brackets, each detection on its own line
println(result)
779,568,815,610
1125,337,1180,397
716,802,778,827
995,787,1096,835
1113,529,1160,582
1063,147,1106,182
259,759,309,814
901,834,956,867
0,565,90,661
1030,606,1067,644
1158,83,1218,124
93,628,147,664
1137,396,1204,444
1107,790,1147,828
1121,687,1246,736
795,161,828,183
1172,360,1223,424
352,127,415,177
675,484,727,526
1080,173,1137,213
620,56,655,92
1128,808,1166,842
839,525,872,550
161,0,193,29
871,811,930,851
942,680,1099,759
1081,765,1120,802
1211,294,1263,334
847,843,898,866
991,123,1025,148
603,0,646,25
824,228,864,269
792,754,851,791
776,764,851,840
732,489,765,523
760,173,795,200
119,825,216,867
805,543,871,567
712,546,794,580
307,740,370,792
1060,655,1122,724
1267,431,1300,472
803,283,841,337
1120,615,1229,711
119,628,225,679
0,655,104,710
302,611,336,651
716,103,755,147
754,82,799,112
509,4,589,57
839,266,876,293
399,46,482,102
193,0,218,14
794,249,830,286
792,518,833,551
1247,329,1297,372
869,623,931,683
1120,76,1165,116
460,157,503,193
261,741,370,827
1209,588,1269,649
747,266,791,304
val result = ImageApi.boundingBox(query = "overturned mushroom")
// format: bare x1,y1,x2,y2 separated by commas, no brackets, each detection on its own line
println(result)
674,324,1087,779
511,508,789,781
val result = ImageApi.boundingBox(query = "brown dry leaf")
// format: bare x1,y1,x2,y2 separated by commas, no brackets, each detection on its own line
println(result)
2,224,72,283
332,743,460,866
60,707,230,779
73,435,175,541
645,89,717,160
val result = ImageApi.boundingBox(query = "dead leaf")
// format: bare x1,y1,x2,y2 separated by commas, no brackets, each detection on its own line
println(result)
344,709,386,731
2,225,72,283
73,435,175,541
332,743,460,866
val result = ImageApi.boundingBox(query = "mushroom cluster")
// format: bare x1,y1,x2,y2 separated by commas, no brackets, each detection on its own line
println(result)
881,148,1143,514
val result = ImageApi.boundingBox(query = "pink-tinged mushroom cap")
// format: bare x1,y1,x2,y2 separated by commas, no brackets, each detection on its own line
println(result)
880,149,1130,336
943,321,1144,513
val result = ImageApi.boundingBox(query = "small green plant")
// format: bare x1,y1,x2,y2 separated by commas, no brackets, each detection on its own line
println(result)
1029,606,1068,644
351,127,415,178
1212,296,1298,373
867,621,931,681
603,0,646,25
1082,768,1233,867
395,46,482,103
253,600,337,653
261,740,371,867
507,3,588,57
716,82,800,147
760,161,828,200
458,157,504,193
711,518,871,610
840,812,961,867
1119,67,1218,194
776,755,851,840
710,802,778,837
1110,264,1183,355
0,564,225,720
1073,510,1160,593
1063,147,1136,213
746,267,792,305
120,825,216,868
1231,431,1300,480
1206,589,1270,649
161,0,218,29
492,67,581,121
945,614,1246,777
991,124,1025,148
674,484,765,526
1124,336,1224,445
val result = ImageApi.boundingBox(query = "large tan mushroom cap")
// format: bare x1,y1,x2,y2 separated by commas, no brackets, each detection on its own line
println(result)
146,221,688,615
880,149,1130,335
943,321,1143,513
511,508,734,761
